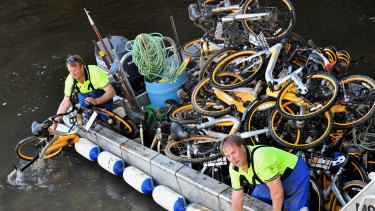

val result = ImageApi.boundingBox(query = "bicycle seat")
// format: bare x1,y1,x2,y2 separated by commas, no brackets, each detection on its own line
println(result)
170,122,190,141
31,121,47,136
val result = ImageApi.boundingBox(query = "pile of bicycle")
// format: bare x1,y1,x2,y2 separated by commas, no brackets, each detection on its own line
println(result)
155,0,375,210
13,0,375,210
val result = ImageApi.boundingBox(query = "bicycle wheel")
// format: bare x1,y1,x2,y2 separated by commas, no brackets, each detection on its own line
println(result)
331,74,375,129
322,158,370,190
241,0,296,41
269,106,333,150
309,177,324,211
169,103,199,124
276,72,340,120
94,107,135,134
15,136,62,161
243,99,277,145
211,50,264,89
164,136,222,163
367,161,375,173
284,32,309,65
191,77,232,117
181,39,201,59
329,180,367,211
181,38,225,60
199,47,238,81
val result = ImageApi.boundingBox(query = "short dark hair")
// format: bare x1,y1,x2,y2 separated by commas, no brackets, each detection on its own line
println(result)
220,135,245,155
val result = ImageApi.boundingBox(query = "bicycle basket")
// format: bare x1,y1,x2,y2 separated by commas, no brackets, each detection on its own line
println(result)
248,32,269,50
304,152,333,171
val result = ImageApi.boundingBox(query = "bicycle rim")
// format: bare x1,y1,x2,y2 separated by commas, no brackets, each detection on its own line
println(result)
211,50,263,90
277,72,340,120
269,106,333,150
97,108,135,134
199,47,238,81
329,180,367,211
241,0,295,41
332,74,375,128
169,104,199,124
16,136,62,161
309,177,324,211
182,39,201,59
243,99,276,145
164,136,222,163
191,77,232,117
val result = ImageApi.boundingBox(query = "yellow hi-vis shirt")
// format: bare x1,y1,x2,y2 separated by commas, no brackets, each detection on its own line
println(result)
229,145,298,190
64,65,110,97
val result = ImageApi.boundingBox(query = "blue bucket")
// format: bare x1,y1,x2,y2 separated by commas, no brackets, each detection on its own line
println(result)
145,71,188,108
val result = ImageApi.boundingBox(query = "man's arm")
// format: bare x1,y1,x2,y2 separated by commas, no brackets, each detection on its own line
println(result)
232,189,244,211
266,176,284,211
50,96,72,131
85,84,115,105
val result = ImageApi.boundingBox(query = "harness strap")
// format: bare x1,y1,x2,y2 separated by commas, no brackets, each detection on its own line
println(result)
71,65,95,98
250,145,267,185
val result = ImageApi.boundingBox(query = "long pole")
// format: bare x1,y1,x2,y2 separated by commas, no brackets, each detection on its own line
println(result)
84,8,114,63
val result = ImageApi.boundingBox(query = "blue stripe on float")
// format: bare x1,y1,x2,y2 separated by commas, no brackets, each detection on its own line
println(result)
89,147,99,161
113,160,124,175
141,178,154,194
174,197,186,211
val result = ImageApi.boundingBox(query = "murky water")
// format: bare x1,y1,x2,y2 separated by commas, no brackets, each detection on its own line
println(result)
0,0,374,210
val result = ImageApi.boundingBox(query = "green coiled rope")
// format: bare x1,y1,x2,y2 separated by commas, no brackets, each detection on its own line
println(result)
129,33,179,82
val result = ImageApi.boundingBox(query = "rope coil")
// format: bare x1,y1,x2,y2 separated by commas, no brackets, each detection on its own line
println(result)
128,33,180,82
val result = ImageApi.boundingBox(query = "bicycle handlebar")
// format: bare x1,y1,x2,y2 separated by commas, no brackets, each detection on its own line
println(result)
31,106,79,136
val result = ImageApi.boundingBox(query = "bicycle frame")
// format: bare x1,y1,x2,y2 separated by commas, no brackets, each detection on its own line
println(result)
194,0,271,22
213,80,263,113
322,154,353,206
192,115,269,140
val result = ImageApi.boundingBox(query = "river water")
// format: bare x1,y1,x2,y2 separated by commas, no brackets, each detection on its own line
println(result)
0,0,374,210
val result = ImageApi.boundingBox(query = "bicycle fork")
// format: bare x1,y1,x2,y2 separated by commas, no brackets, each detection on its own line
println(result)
323,156,351,206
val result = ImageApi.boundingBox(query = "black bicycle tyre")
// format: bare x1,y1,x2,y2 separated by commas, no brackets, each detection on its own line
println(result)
243,99,277,145
309,177,324,211
199,47,239,81
269,108,333,150
181,39,202,59
241,0,296,41
211,50,264,90
332,74,375,129
92,107,135,134
164,136,222,163
276,72,340,120
168,104,199,124
329,180,367,211
191,77,232,117
16,136,62,161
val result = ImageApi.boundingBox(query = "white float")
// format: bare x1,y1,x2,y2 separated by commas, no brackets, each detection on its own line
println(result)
152,185,187,211
123,166,154,194
74,138,99,161
186,203,211,211
97,151,125,175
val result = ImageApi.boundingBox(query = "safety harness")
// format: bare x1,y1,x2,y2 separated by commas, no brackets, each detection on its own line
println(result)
69,65,95,103
233,145,294,188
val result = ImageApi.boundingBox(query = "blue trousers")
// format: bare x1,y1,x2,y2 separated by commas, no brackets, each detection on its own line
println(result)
78,89,113,122
251,157,310,210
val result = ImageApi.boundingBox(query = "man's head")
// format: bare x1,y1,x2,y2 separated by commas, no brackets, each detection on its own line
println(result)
220,135,247,168
66,55,85,81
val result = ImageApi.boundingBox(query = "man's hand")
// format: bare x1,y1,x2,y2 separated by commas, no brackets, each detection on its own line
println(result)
48,123,58,135
85,97,98,105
